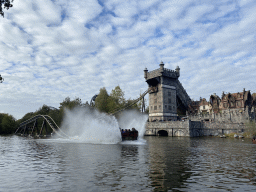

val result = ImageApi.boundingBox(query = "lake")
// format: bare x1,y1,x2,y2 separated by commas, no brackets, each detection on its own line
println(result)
1,135,256,192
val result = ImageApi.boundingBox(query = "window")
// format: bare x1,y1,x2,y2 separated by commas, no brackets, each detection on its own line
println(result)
168,98,171,103
203,106,205,109
159,105,161,109
168,91,171,96
168,105,171,110
154,106,157,110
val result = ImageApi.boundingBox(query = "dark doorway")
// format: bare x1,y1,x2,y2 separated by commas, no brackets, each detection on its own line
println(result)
158,130,168,136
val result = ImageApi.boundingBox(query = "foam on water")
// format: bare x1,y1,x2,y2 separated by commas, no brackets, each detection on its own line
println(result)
51,107,148,145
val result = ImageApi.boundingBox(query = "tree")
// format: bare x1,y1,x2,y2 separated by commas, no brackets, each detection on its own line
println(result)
16,112,34,125
110,86,125,105
59,97,83,123
0,113,17,134
125,99,140,111
48,108,61,127
95,87,110,113
108,86,126,113
35,105,51,115
0,113,5,132
0,0,13,17
59,97,82,110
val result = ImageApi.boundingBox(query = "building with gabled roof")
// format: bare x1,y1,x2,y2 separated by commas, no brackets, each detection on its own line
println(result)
219,88,252,114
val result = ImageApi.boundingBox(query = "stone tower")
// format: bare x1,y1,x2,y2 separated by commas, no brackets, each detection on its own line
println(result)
144,61,190,122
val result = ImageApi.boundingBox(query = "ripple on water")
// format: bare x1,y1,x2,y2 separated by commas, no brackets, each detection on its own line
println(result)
1,136,256,191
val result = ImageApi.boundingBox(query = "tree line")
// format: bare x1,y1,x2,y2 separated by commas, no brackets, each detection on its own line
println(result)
0,113,16,134
0,86,148,135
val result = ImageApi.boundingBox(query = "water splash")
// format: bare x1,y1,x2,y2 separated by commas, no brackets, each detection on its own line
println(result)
117,110,148,140
54,107,148,145
59,107,121,144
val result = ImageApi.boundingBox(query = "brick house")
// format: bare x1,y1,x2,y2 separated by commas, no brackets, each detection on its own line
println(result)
209,93,221,114
219,89,252,114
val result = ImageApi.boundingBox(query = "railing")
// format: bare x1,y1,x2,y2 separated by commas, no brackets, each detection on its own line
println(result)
15,114,68,138
176,80,191,107
109,88,150,115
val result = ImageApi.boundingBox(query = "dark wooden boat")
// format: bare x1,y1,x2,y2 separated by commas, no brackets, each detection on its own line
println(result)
120,128,138,141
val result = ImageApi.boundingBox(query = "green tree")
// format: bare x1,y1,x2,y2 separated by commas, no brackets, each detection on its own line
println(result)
110,86,125,105
16,112,34,125
59,97,82,110
35,105,52,115
0,113,16,134
125,99,140,111
58,97,83,123
0,0,13,17
108,86,126,113
95,87,110,113
48,108,61,127
0,113,5,132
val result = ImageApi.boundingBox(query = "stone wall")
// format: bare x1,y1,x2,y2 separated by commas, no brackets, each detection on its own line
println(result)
145,121,190,136
144,120,248,137
188,110,253,123
201,121,246,136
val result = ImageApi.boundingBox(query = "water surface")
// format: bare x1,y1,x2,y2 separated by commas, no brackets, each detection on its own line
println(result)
1,135,256,191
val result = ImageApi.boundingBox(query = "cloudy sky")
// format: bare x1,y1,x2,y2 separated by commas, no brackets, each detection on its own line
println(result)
1,0,256,119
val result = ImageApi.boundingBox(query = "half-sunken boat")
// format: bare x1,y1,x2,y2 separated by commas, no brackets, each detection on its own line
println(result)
120,128,138,141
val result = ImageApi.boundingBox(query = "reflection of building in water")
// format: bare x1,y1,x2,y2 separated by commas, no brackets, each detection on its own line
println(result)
94,144,152,191
147,137,193,191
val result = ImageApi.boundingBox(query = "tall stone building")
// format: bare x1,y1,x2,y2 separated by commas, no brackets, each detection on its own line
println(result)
144,62,191,122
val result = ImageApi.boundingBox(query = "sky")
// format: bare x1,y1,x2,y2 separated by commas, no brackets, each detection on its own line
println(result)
0,0,256,119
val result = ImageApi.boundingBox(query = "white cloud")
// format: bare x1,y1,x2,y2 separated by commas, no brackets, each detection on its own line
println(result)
0,0,256,119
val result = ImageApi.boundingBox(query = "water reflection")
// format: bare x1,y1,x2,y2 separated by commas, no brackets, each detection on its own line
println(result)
94,144,151,191
146,137,193,191
146,137,256,191
1,135,256,191
183,138,256,191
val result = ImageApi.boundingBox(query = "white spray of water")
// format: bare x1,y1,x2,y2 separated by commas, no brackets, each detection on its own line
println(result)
59,107,120,144
54,107,148,145
117,110,148,141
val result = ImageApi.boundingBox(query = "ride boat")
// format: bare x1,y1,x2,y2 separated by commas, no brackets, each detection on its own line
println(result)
120,128,138,141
